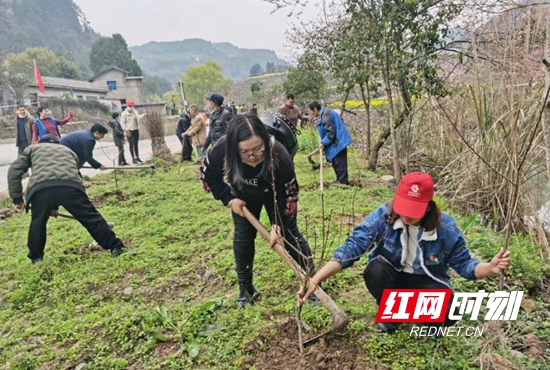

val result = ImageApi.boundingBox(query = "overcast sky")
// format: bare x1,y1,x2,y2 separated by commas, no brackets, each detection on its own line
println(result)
74,0,317,60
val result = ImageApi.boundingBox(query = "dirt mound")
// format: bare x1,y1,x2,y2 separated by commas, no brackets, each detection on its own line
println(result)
92,190,128,207
0,207,18,222
242,319,368,370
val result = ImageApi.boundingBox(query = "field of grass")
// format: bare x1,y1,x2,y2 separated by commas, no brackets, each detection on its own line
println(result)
0,137,548,369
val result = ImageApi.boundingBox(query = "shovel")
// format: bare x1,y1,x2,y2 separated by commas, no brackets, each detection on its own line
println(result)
82,165,155,171
307,148,321,170
51,210,115,229
242,206,349,345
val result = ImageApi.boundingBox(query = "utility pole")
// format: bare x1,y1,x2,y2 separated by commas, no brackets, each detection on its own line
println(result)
178,81,188,111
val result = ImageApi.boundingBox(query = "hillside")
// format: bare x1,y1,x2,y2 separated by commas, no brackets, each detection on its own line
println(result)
0,133,548,368
0,0,98,67
130,39,289,82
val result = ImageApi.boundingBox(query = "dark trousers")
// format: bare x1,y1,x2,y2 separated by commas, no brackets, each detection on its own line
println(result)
116,144,127,165
128,130,140,160
232,199,314,281
181,137,193,161
18,145,28,156
363,258,456,327
331,148,349,184
28,186,123,260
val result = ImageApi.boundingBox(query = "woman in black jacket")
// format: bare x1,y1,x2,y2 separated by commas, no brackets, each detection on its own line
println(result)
201,114,316,307
108,112,128,166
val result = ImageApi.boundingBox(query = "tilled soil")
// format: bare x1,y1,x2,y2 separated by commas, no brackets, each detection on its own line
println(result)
242,319,369,370
92,190,128,207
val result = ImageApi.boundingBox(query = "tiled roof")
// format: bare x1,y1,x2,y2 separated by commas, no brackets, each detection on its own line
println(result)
29,77,109,93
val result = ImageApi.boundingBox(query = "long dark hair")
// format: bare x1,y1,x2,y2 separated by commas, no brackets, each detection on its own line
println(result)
224,114,273,190
387,200,441,232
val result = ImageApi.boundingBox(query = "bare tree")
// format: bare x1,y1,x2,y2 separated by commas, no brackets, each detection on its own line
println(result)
142,108,171,160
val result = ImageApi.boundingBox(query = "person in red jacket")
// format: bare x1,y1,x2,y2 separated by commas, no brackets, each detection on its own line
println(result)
31,106,76,144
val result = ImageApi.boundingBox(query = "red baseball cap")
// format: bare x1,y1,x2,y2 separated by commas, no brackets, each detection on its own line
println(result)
393,172,434,219
127,102,135,107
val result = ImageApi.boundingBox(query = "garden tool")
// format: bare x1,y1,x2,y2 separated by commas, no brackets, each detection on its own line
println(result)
242,206,349,346
82,164,155,171
307,148,321,170
51,210,115,229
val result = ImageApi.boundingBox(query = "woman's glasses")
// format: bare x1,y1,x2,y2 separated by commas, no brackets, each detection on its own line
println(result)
239,145,265,159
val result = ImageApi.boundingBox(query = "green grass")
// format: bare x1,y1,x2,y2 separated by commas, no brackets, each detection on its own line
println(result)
0,148,548,369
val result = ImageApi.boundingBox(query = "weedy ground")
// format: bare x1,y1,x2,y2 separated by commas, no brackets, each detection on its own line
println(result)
0,130,548,369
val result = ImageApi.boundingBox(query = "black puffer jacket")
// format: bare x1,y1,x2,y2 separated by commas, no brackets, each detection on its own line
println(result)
175,114,191,144
204,107,232,150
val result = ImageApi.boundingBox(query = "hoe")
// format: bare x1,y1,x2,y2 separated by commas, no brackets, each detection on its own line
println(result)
243,206,349,346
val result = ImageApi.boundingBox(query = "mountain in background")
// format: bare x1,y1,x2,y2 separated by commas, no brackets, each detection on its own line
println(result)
130,39,289,82
0,0,99,71
0,1,288,85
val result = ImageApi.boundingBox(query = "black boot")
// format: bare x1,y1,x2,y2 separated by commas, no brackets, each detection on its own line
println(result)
111,245,124,257
236,267,258,308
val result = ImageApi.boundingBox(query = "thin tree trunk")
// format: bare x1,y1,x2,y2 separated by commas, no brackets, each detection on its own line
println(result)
543,19,550,179
383,55,401,182
368,107,409,170
341,86,351,119
359,82,371,160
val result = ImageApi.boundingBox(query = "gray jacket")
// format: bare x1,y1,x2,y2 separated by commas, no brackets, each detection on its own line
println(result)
109,119,125,147
8,143,85,205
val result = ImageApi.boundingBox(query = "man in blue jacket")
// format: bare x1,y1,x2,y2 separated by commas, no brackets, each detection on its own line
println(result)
297,172,511,333
308,101,352,184
61,123,108,170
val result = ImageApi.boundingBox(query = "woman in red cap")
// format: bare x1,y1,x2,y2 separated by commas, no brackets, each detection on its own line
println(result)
297,172,510,333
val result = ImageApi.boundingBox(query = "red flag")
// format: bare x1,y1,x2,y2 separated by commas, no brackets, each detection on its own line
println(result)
34,59,45,94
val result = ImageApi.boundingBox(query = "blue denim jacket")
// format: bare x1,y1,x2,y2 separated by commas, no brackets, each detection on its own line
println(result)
332,205,480,288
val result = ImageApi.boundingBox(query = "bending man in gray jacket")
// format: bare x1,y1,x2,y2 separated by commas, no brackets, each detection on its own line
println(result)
8,135,125,263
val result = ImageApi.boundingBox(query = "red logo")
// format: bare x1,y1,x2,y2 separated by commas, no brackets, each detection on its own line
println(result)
376,289,452,323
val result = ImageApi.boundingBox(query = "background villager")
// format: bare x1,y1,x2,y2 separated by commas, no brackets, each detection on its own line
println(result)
309,101,352,185
14,104,33,156
120,102,147,164
32,106,76,144
176,110,193,161
108,112,128,166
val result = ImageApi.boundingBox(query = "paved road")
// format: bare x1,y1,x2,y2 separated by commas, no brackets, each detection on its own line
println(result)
0,135,184,196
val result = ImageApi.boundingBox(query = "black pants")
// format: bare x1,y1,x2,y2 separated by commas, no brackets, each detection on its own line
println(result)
232,199,314,280
116,144,127,165
128,130,140,160
363,258,456,327
18,144,29,156
181,137,193,161
28,186,123,260
331,148,349,184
